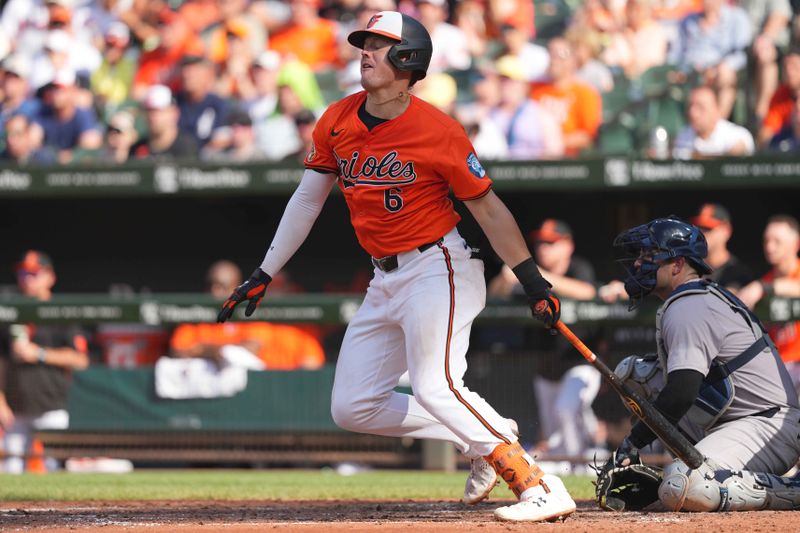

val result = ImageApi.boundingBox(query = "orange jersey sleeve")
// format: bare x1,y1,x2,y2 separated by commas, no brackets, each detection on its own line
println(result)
304,93,491,257
762,85,794,136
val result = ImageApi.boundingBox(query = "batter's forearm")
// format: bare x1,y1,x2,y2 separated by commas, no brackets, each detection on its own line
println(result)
465,190,531,268
260,170,336,276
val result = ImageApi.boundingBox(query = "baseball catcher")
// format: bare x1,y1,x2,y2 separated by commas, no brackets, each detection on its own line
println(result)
595,217,800,512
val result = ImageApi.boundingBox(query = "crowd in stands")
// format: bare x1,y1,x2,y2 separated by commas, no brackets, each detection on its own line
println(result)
1,0,800,166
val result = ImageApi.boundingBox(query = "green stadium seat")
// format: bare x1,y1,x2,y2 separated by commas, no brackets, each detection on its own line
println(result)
598,119,636,155
602,78,631,122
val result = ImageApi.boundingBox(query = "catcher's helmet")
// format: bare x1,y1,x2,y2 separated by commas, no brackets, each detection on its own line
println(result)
348,11,433,82
614,217,712,308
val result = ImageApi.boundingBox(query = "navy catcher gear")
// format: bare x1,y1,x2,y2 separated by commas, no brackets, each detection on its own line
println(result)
613,217,712,309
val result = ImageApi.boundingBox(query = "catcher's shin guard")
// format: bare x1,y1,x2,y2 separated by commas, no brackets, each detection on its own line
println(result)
484,442,545,498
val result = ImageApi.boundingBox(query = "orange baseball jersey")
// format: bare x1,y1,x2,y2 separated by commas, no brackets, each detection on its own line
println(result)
762,263,800,363
304,91,492,258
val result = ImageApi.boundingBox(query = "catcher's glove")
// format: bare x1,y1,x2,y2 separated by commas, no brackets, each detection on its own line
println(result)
593,460,663,512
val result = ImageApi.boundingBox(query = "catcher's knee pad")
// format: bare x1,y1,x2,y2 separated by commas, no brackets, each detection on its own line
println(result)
721,470,800,511
659,460,722,512
484,441,544,498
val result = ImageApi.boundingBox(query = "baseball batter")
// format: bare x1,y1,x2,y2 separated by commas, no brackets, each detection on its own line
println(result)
604,217,800,512
217,11,575,523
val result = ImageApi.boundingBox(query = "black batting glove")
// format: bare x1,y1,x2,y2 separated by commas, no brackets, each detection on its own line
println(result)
217,268,272,323
511,258,561,330
606,436,641,471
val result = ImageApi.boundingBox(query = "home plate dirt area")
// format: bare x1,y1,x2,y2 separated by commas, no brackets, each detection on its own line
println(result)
1,500,798,532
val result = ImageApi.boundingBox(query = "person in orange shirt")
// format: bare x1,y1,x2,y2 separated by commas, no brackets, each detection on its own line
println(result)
268,0,340,72
216,11,574,523
530,37,601,157
739,215,800,396
132,8,204,99
758,47,800,147
170,261,325,370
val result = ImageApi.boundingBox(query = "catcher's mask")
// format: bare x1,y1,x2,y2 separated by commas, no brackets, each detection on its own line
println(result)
613,217,712,310
347,11,433,84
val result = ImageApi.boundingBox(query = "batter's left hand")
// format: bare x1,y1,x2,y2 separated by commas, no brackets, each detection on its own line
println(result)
217,268,272,322
531,288,560,330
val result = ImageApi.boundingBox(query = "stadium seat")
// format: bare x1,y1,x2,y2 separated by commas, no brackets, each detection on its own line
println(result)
602,78,632,122
598,119,636,155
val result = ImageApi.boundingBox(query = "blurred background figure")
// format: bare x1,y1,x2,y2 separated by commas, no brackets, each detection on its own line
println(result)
282,108,318,164
415,0,471,74
530,38,601,157
0,55,40,124
601,0,668,80
31,69,103,164
100,110,138,163
130,84,197,160
268,0,340,72
667,0,751,119
672,86,755,159
688,203,754,289
202,107,267,162
488,55,564,160
170,261,325,371
0,113,55,165
0,250,89,474
738,215,800,397
90,21,137,120
176,55,230,149
494,23,548,82
759,47,800,148
488,219,603,462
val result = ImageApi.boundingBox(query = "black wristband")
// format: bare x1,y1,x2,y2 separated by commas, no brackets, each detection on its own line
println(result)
252,268,273,284
511,257,551,301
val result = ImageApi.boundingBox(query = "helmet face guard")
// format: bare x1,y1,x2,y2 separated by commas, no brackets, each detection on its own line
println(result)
613,218,712,310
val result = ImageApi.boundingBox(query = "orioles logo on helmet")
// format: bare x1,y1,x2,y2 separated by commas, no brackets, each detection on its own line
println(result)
367,14,382,29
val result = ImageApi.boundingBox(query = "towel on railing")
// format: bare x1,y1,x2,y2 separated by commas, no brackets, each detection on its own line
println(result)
154,345,266,399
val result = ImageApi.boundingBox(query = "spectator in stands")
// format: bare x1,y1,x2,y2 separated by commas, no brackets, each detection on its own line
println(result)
667,0,752,119
488,0,535,41
202,107,266,162
132,7,204,100
416,0,471,73
0,114,56,165
245,50,281,119
0,55,41,124
31,69,102,164
455,68,509,160
487,55,564,160
738,215,800,396
100,110,138,163
282,108,317,163
119,0,171,49
530,37,602,157
170,261,326,370
214,19,258,99
495,23,548,82
769,100,800,152
453,0,490,61
130,84,198,160
688,203,754,289
255,85,307,161
268,0,340,72
758,46,800,147
0,250,89,474
568,31,614,93
488,219,602,461
206,0,266,67
29,29,102,92
415,71,458,114
176,55,230,148
673,86,755,158
601,0,669,80
179,0,221,34
90,22,137,119
739,0,793,123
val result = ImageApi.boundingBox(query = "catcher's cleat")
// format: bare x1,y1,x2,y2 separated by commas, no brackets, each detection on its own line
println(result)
494,474,576,522
462,419,520,505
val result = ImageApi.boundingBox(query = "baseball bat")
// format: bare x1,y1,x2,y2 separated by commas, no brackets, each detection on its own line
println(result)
554,320,705,469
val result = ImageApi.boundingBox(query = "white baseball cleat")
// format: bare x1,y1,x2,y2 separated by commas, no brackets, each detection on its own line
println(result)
493,474,577,522
462,419,519,505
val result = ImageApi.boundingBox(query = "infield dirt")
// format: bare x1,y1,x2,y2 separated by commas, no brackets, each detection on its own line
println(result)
1,499,797,532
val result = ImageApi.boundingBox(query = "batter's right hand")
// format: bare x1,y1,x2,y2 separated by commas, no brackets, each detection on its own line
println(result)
217,268,272,323
531,288,561,330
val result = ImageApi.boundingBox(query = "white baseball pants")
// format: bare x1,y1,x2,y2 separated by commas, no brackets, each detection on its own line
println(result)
331,228,518,458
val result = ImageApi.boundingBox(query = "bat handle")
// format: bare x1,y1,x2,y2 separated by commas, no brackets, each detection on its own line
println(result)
555,321,596,363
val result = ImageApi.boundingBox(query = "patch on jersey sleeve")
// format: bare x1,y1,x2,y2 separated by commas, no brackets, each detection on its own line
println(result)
307,142,317,162
466,152,486,178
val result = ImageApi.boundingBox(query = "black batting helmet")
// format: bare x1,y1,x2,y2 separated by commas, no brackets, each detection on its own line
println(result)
348,11,433,82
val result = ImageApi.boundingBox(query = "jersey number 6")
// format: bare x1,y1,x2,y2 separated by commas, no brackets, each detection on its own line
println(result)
384,187,403,213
